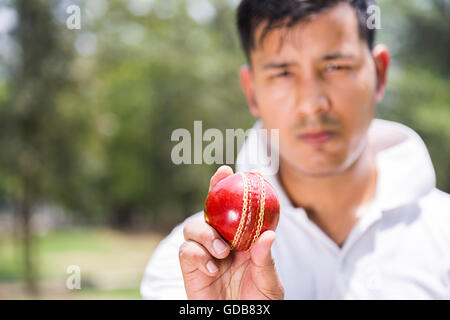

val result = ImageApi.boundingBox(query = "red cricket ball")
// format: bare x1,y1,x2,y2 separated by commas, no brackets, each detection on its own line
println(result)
204,171,280,251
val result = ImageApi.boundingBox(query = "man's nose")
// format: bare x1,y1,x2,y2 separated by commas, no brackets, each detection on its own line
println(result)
294,80,330,117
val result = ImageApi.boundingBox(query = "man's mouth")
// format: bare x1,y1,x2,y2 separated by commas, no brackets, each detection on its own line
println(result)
297,131,337,147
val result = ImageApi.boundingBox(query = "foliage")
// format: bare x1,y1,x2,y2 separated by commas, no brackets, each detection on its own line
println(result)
0,0,448,228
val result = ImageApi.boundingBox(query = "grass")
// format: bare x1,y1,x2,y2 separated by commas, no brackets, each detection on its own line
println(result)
0,227,165,299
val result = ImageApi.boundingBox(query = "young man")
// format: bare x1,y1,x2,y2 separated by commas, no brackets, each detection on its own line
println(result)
141,0,450,299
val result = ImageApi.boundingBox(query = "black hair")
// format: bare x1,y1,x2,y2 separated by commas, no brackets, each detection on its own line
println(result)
237,0,377,62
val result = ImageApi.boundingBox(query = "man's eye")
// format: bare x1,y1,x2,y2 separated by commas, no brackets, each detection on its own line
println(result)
275,71,292,78
325,65,350,72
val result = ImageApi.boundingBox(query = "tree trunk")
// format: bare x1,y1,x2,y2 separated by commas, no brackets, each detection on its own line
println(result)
19,192,38,297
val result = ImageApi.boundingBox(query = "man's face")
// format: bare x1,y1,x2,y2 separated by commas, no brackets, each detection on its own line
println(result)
242,3,387,176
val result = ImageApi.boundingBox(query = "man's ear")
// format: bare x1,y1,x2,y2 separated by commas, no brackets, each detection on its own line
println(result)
239,65,260,117
372,44,390,103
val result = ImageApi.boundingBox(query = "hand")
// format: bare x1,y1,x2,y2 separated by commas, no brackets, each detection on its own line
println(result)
179,165,284,300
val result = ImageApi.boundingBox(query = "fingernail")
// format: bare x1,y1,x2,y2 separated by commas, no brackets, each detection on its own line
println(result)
213,239,228,255
206,261,218,274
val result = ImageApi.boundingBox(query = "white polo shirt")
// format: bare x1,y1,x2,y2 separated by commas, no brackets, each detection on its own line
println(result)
141,119,450,299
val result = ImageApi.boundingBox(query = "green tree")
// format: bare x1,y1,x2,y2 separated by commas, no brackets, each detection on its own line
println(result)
377,0,450,192
0,0,79,295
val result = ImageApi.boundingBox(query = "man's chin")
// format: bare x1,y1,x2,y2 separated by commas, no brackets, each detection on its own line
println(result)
296,165,348,178
288,155,351,178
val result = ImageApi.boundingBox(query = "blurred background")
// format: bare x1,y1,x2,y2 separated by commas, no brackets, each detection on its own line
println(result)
0,0,448,299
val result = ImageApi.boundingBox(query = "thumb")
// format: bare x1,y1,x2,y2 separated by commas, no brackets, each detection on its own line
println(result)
249,231,284,299
250,230,276,266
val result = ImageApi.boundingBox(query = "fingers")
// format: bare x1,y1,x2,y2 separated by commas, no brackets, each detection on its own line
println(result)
209,165,234,192
179,166,234,279
183,219,230,259
179,240,220,277
180,218,231,278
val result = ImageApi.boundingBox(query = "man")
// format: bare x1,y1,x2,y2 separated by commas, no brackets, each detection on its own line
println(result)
141,0,450,299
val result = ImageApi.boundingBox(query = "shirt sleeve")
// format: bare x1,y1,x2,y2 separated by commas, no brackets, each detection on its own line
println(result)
140,212,204,300
421,189,450,297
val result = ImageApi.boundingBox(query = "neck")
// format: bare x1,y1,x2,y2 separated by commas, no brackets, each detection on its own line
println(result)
279,144,378,246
